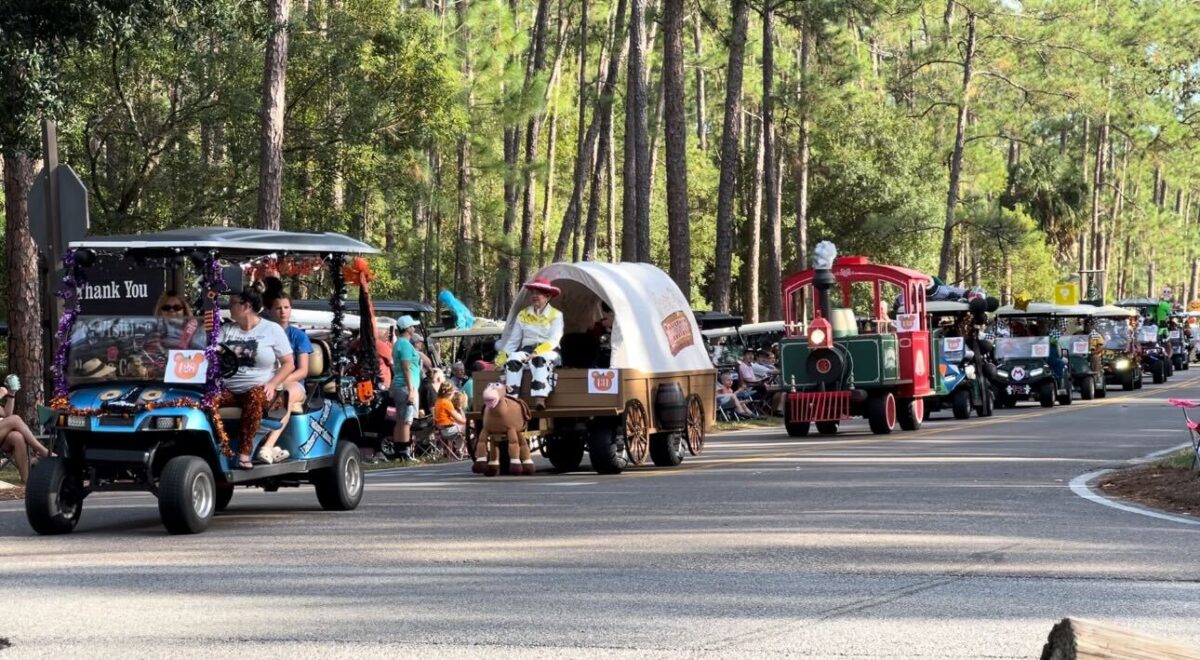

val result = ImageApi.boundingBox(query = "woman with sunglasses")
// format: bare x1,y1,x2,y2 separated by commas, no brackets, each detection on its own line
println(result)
154,290,200,350
217,288,295,469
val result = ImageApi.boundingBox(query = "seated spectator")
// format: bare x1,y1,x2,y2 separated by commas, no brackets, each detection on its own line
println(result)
737,350,769,399
450,361,474,402
433,383,467,441
0,376,50,483
716,372,758,418
752,350,779,383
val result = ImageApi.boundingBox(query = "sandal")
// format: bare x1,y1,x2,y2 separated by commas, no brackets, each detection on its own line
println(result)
237,455,254,469
256,448,276,465
272,447,290,462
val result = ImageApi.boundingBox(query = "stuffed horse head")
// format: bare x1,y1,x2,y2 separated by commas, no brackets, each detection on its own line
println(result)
482,382,506,409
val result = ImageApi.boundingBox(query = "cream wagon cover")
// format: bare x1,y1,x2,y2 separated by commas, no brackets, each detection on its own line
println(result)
497,262,714,373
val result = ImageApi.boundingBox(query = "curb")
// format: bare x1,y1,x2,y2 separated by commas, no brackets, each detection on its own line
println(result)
1068,443,1200,528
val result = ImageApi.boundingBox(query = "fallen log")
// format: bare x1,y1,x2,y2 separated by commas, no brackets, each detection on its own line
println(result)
1041,617,1200,660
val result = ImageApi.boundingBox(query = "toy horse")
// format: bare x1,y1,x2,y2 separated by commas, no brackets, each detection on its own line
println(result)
473,382,534,476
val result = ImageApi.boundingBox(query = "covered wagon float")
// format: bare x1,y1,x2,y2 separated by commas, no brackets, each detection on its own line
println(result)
469,262,715,475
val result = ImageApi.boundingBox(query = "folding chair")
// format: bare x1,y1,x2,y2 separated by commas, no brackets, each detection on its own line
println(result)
1168,398,1200,469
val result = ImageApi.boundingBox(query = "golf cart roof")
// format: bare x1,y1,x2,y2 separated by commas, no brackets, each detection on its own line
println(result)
292,299,434,315
1090,305,1138,318
70,227,381,256
1115,297,1160,308
692,311,743,331
701,320,789,340
428,320,505,339
926,301,970,314
993,302,1060,319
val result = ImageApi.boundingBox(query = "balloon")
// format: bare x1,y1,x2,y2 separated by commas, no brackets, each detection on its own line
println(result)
439,290,476,330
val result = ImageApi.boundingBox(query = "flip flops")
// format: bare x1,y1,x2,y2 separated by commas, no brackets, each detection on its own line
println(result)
237,454,253,469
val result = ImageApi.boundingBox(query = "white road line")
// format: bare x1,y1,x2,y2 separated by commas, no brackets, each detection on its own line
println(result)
1069,442,1200,528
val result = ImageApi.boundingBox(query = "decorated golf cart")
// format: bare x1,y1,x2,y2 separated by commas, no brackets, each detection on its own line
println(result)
991,303,1074,408
27,228,376,535
1116,298,1172,383
470,262,715,475
778,242,934,437
1089,304,1142,391
924,300,997,419
1052,304,1106,400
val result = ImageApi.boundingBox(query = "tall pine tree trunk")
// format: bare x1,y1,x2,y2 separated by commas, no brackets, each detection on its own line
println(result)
454,0,474,302
762,5,783,320
794,26,812,271
937,10,975,280
692,15,707,151
710,0,749,311
257,0,290,231
663,0,690,298
624,0,652,262
518,0,552,282
3,153,42,419
746,114,764,323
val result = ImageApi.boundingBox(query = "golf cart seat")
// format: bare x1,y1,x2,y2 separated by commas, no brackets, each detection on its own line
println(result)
215,341,335,422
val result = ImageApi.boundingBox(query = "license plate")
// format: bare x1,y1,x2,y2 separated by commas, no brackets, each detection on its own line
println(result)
1008,385,1029,395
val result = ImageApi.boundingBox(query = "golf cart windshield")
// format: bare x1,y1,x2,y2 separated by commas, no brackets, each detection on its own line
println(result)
1058,335,1093,355
995,336,1050,360
1138,325,1159,344
67,315,209,386
1094,320,1131,350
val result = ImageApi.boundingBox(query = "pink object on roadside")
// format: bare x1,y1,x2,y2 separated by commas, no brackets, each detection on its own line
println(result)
1169,398,1200,408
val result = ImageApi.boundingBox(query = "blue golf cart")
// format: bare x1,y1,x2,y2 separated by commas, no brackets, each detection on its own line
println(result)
26,228,379,535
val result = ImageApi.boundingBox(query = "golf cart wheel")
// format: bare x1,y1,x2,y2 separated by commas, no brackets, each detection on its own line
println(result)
1152,361,1165,384
1038,381,1055,408
649,432,685,467
1166,358,1175,377
684,394,705,456
1095,379,1107,398
951,388,971,420
587,416,628,475
785,421,811,437
867,393,897,435
25,457,83,535
314,441,364,511
215,484,234,512
1078,376,1095,401
898,397,923,431
159,455,216,535
1120,371,1135,391
623,400,650,467
976,384,994,417
1057,380,1073,405
816,421,840,435
543,433,584,472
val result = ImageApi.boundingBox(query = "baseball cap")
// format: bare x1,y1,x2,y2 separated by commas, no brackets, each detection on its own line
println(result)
396,315,420,330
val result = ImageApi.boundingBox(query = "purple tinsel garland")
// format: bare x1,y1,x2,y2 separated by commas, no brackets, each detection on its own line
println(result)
201,254,227,409
51,249,81,398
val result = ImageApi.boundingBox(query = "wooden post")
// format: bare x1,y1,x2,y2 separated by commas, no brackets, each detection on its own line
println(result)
41,119,63,402
1041,617,1200,659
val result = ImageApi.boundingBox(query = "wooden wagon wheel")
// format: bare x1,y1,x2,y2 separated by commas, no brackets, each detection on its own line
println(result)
685,394,705,456
624,399,650,466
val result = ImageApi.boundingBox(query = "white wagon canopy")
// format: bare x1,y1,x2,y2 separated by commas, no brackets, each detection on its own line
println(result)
499,262,713,372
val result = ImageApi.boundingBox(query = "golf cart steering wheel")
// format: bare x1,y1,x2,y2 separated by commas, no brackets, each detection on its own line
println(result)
216,344,239,380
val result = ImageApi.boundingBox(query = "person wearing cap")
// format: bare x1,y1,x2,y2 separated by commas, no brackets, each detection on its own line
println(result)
499,277,564,409
390,315,422,460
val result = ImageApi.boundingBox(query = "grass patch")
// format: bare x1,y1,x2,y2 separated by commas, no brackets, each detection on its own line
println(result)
0,465,19,485
1153,449,1198,469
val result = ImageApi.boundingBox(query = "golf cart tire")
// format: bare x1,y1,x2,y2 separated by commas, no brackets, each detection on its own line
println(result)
867,393,896,435
314,441,365,511
215,484,234,512
1166,359,1175,377
1121,371,1135,391
25,457,82,536
1095,379,1107,398
976,384,994,417
649,432,685,467
159,455,216,535
544,434,585,472
951,388,971,420
587,420,628,475
1038,381,1055,408
1078,377,1095,401
785,421,811,437
816,421,840,435
898,397,923,431
1058,388,1073,405
1152,361,1165,384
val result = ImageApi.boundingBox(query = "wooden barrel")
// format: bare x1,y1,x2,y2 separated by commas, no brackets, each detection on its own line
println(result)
654,382,687,431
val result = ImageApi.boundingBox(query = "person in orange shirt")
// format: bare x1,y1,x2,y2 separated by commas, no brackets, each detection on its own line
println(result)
433,383,466,441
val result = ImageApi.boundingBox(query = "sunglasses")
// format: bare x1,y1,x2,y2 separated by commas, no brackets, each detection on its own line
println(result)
160,305,184,312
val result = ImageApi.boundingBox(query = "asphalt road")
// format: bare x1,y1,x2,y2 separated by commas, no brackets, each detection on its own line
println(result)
3,373,1200,659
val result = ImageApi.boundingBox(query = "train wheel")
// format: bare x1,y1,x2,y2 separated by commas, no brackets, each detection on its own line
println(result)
867,393,896,435
897,397,923,431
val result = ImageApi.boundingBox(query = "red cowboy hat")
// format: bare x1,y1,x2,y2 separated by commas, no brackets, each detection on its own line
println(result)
523,277,561,297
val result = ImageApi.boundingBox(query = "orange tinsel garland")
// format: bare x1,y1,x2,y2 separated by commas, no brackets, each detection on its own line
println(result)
50,396,234,458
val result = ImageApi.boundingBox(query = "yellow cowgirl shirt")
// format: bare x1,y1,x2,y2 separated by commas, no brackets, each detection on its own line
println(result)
500,304,564,359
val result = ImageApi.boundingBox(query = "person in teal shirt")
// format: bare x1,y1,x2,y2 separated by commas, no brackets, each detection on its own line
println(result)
390,315,422,460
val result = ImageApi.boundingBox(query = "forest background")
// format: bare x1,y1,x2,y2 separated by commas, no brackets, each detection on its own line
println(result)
2,0,1200,411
